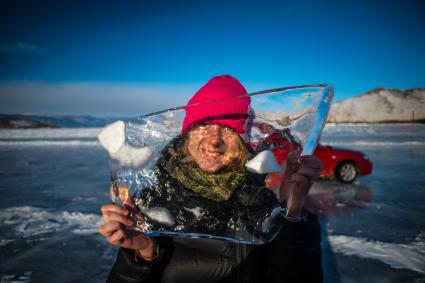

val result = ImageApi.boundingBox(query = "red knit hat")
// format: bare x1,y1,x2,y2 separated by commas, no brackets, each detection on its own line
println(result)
181,75,253,141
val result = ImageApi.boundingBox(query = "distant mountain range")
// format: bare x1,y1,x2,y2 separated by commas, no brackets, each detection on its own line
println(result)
1,87,424,128
0,114,121,129
327,88,425,123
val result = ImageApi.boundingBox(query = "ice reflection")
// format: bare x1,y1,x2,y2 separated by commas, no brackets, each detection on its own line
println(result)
99,83,334,243
305,181,372,216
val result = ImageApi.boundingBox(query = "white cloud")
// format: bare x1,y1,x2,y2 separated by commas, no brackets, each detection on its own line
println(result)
0,81,196,116
15,42,41,51
0,42,45,53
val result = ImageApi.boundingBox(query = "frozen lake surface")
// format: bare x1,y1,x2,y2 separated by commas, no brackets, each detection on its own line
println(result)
0,124,424,282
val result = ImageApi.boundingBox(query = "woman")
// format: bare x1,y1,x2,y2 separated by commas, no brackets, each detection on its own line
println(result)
99,75,323,283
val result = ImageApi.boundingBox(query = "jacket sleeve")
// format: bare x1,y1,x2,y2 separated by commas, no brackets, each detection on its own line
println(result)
107,237,173,283
267,209,323,283
234,174,283,241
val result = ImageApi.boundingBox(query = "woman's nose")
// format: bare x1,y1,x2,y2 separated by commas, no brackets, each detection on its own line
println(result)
208,126,224,147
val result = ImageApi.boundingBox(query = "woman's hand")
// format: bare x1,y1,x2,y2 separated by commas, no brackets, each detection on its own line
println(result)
279,151,323,218
99,204,155,260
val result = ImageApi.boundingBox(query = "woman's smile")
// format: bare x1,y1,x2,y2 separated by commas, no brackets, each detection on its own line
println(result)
200,147,224,160
186,124,245,173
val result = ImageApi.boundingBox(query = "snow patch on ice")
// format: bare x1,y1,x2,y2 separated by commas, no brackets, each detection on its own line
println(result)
0,206,102,245
0,128,101,139
183,207,204,219
0,128,102,147
98,120,154,167
1,271,33,283
109,143,153,168
0,140,100,147
245,150,281,174
328,234,425,274
141,207,175,227
98,120,125,153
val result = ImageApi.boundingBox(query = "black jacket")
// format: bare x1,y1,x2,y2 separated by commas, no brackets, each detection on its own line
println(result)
107,137,323,282
106,210,323,283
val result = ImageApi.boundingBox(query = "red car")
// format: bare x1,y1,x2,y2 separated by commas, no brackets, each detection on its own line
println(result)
252,123,373,184
313,143,372,183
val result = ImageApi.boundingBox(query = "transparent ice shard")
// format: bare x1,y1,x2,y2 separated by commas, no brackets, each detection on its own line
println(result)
99,84,333,244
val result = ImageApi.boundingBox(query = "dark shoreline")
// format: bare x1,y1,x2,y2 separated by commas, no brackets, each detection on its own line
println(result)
1,112,424,129
0,113,122,129
0,120,59,129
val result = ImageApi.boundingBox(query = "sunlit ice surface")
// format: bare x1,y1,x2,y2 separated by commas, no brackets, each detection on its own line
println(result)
1,123,424,282
99,84,333,244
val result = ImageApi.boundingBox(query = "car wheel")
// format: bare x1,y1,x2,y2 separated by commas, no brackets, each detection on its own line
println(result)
335,161,358,183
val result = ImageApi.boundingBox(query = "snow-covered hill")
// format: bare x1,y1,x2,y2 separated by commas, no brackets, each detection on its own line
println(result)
327,88,425,123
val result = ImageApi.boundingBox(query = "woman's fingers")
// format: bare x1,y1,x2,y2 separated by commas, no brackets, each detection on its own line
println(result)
288,172,311,186
280,155,322,217
100,204,133,226
297,155,323,180
99,222,122,237
299,155,323,169
103,211,134,226
98,203,153,250
108,229,127,245
297,167,321,180
101,204,129,216
99,221,147,249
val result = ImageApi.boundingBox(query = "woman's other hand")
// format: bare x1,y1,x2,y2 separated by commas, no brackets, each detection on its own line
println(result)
99,204,155,260
279,152,323,218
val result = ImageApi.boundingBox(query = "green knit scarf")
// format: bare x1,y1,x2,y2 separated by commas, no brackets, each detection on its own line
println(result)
165,156,246,202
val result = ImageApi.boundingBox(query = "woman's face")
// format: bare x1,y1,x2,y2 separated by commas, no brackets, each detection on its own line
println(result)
186,124,244,173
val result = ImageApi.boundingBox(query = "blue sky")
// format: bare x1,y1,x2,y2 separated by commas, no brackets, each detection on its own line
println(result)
1,0,424,116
